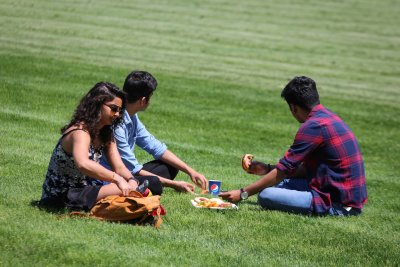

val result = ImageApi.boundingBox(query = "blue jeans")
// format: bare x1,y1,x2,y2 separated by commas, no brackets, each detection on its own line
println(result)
258,179,313,215
257,179,361,216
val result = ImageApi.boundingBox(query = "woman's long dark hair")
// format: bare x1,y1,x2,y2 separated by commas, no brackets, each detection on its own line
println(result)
61,82,127,145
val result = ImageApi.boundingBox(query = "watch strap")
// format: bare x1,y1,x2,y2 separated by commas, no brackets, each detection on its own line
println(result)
240,188,248,200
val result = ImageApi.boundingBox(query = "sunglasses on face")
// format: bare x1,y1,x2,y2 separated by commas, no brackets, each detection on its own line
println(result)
103,103,123,113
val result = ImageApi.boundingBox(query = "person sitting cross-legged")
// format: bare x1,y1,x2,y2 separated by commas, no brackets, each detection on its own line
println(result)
220,76,367,216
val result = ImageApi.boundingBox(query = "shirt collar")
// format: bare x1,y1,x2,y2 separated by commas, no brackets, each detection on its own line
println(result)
307,104,324,119
123,110,133,125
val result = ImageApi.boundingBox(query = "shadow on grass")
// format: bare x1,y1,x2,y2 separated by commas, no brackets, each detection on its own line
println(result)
29,199,163,227
242,200,316,217
30,199,69,215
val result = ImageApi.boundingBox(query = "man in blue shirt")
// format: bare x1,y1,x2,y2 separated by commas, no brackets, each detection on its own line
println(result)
101,71,208,195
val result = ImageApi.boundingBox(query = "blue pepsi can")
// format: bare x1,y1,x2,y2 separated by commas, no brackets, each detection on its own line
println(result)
208,180,222,196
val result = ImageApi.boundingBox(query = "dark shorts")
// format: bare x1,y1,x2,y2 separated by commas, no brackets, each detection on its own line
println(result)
65,186,102,211
40,185,101,211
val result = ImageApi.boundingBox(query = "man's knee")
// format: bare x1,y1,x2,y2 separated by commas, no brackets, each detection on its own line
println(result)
258,187,313,215
159,163,179,180
168,166,179,180
143,160,179,180
258,188,279,209
141,176,163,196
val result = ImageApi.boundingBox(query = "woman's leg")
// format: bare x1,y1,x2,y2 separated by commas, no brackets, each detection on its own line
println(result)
97,183,123,200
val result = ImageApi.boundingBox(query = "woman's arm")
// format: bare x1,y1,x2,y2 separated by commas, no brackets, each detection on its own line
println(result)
105,140,139,186
67,130,137,193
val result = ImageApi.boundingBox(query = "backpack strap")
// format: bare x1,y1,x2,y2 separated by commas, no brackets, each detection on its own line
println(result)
154,207,163,228
136,206,164,228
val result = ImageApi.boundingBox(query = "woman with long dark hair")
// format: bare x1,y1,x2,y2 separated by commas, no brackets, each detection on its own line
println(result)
40,82,154,210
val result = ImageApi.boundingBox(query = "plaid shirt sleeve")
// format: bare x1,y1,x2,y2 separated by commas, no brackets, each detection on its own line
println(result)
276,120,323,176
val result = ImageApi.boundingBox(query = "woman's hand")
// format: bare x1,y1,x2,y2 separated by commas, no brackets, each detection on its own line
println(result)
128,178,139,189
114,174,136,196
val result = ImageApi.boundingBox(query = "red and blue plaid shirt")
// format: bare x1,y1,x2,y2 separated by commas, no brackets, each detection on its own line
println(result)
276,104,367,214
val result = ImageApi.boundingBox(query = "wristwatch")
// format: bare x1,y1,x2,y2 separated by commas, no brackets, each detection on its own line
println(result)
240,188,248,200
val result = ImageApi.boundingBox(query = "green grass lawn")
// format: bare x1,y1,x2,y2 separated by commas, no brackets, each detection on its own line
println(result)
1,0,400,266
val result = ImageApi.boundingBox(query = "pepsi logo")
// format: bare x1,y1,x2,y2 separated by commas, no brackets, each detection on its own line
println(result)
210,184,219,192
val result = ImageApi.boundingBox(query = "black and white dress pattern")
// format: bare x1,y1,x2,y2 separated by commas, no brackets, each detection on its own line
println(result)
41,139,104,201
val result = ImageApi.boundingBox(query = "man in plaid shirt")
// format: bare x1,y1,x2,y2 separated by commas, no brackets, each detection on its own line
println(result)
220,76,367,216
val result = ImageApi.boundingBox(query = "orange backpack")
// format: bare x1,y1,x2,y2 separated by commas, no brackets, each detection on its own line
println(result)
73,191,166,228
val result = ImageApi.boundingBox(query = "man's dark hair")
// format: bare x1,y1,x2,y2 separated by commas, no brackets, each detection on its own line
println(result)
123,71,157,103
281,76,320,110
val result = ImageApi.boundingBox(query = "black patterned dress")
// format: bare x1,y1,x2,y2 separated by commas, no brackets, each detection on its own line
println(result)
40,129,104,210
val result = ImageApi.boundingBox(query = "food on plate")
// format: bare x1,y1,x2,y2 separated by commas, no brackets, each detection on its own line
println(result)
241,154,254,172
192,197,235,209
200,189,209,195
194,197,209,203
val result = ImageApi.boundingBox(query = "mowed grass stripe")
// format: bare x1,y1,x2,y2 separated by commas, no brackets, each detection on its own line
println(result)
2,5,399,63
2,41,399,109
1,28,398,84
1,0,399,59
2,0,395,38
1,19,398,99
2,0,398,47
1,0,397,32
1,3,398,83
1,51,399,114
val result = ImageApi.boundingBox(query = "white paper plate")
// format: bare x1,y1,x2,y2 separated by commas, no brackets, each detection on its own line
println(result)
190,200,238,210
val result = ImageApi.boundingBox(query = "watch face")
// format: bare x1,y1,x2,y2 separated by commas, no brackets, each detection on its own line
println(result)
241,191,248,200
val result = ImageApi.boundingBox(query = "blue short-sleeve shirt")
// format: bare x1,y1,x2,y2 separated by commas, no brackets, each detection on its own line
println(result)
100,111,167,174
